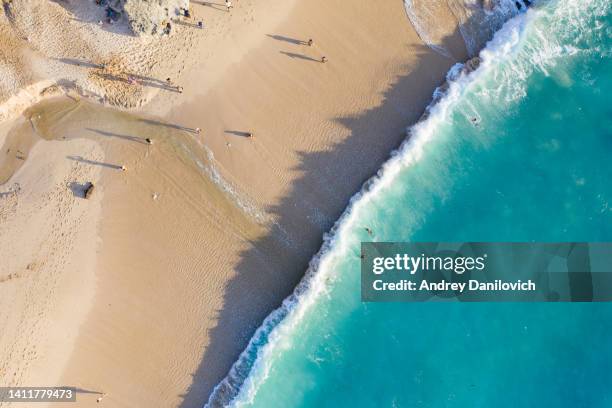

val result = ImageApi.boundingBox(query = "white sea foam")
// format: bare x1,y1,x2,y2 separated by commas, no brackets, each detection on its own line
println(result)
205,1,607,406
404,0,524,58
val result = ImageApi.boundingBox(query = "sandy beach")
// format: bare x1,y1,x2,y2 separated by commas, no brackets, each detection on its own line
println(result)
0,0,470,406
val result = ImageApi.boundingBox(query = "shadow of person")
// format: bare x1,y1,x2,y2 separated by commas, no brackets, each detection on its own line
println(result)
66,155,123,170
192,1,227,12
267,34,307,45
86,128,149,144
279,51,320,63
224,130,252,137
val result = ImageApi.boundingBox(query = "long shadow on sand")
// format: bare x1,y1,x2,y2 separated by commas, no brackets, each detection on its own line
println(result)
280,51,321,63
54,58,105,69
55,58,177,93
86,128,149,144
178,21,472,408
138,118,200,134
67,155,124,170
224,130,252,138
267,34,310,45
192,1,228,12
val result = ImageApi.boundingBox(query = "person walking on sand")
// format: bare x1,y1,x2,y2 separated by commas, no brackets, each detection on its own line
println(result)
166,78,177,91
225,0,233,11
307,38,313,46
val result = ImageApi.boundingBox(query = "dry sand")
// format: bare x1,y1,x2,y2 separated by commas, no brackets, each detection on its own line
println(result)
0,104,103,407
0,0,469,407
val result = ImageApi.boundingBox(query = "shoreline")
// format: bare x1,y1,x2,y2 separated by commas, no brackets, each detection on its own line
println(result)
143,0,468,405
0,0,476,407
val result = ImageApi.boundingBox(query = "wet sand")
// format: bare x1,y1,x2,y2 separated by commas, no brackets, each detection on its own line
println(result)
0,0,467,407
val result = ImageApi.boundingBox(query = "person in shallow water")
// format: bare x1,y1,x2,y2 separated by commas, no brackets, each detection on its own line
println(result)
516,0,532,10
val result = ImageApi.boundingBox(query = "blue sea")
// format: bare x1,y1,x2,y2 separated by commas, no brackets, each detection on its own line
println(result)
207,0,612,406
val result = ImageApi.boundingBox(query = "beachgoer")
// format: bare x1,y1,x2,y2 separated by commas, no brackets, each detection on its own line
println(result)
166,22,172,35
145,138,153,144
198,21,203,29
307,38,313,46
184,8,191,18
321,56,328,63
177,86,184,93
365,227,373,236
195,128,201,134
225,0,232,11
120,165,126,171
247,132,253,138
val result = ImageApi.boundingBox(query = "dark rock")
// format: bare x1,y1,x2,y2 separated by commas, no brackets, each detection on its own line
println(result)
84,182,95,199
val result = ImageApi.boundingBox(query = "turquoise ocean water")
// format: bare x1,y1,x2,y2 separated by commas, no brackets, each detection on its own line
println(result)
207,1,612,406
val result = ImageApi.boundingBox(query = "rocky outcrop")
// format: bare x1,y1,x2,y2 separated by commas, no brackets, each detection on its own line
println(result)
0,0,200,118
123,0,189,35
463,56,481,74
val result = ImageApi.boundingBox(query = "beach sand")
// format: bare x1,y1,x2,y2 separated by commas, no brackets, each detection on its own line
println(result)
0,0,467,407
